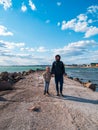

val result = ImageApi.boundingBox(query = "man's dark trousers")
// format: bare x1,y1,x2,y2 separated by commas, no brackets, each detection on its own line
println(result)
55,75,63,94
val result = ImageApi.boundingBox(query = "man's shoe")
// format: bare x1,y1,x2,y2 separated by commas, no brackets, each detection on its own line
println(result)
60,93,64,96
57,93,60,96
47,91,50,95
44,91,46,95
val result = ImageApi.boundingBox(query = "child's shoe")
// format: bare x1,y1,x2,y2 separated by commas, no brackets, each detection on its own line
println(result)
57,92,60,96
44,91,46,95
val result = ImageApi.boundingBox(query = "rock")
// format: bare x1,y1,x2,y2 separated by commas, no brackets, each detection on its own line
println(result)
8,72,17,80
73,78,82,83
0,81,13,91
8,72,23,83
88,80,91,82
14,76,23,82
22,71,29,76
22,71,26,76
68,76,73,80
28,106,41,112
83,82,96,91
12,72,19,78
28,69,35,74
73,77,79,81
8,73,15,83
0,72,9,81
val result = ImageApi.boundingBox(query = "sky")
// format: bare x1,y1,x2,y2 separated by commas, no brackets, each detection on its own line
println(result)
0,0,98,65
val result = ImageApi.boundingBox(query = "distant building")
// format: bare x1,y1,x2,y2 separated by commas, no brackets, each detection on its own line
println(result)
91,63,98,67
72,64,78,67
87,64,91,67
96,64,98,67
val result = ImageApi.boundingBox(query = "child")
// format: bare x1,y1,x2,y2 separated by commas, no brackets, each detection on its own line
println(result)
43,66,51,95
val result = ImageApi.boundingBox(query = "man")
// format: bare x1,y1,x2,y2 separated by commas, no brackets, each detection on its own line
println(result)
51,55,65,96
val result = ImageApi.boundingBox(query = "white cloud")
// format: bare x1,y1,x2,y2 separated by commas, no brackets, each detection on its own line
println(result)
61,10,98,38
0,53,52,65
87,5,98,14
0,40,25,50
85,26,98,38
0,39,98,65
0,0,12,10
57,22,60,26
0,40,28,65
61,19,76,30
61,19,88,33
29,0,36,11
74,21,88,32
37,46,48,52
61,16,88,33
77,14,88,21
52,40,97,56
21,46,49,53
57,2,61,6
88,19,93,23
52,40,98,64
0,53,31,58
20,47,35,52
0,55,33,65
0,25,13,36
45,19,50,24
0,40,51,65
21,4,27,12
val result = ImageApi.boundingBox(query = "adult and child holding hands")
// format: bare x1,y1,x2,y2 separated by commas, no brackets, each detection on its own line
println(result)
43,55,66,96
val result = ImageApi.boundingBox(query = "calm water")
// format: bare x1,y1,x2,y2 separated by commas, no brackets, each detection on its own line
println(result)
0,66,44,72
0,66,98,92
65,67,98,92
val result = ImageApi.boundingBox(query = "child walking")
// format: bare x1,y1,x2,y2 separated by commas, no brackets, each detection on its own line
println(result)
43,66,51,95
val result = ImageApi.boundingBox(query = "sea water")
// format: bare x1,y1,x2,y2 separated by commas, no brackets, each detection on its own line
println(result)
66,67,98,92
0,65,44,72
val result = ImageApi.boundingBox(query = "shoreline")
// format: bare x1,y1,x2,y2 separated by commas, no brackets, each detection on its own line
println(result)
0,69,97,92
0,65,98,68
65,66,98,68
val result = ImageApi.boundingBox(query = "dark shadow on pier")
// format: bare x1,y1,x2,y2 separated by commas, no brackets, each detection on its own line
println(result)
62,95,98,104
50,94,98,104
0,94,98,105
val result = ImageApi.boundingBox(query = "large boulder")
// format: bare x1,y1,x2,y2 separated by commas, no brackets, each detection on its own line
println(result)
0,72,9,81
0,81,13,91
83,82,96,91
22,71,29,76
11,72,19,78
8,72,23,83
14,75,23,82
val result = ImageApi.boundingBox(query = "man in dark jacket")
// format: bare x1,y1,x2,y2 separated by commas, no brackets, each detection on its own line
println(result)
51,55,65,96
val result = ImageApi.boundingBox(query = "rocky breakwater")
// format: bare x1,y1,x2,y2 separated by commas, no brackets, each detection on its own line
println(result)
83,82,96,91
0,69,35,91
67,76,96,91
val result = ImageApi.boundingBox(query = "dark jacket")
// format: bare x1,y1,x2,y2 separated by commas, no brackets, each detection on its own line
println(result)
51,61,65,76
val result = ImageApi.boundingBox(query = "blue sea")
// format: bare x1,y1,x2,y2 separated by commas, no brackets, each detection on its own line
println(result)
0,66,98,92
0,65,44,72
66,67,98,92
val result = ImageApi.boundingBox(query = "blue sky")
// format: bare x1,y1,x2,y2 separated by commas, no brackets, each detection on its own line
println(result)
0,0,98,65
